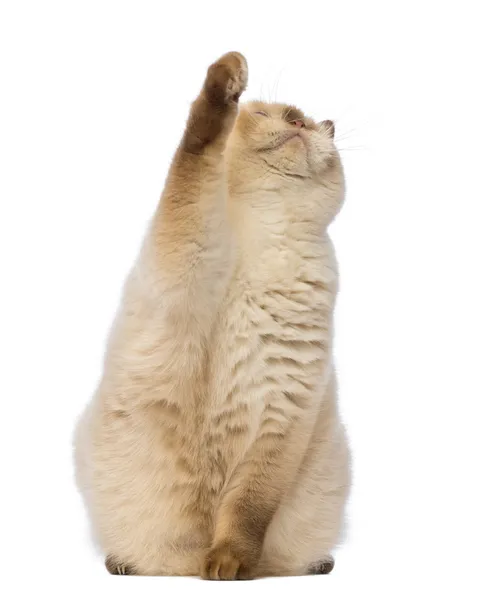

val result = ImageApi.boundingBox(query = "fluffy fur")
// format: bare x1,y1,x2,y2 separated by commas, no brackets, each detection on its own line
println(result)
74,51,350,580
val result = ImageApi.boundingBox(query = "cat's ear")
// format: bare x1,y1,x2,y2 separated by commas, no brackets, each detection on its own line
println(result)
320,120,335,138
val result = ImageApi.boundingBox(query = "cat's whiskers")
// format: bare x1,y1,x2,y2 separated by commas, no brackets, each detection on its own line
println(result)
334,146,366,153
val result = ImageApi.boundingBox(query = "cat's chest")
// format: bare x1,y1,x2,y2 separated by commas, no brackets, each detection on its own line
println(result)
224,252,336,338
208,266,333,406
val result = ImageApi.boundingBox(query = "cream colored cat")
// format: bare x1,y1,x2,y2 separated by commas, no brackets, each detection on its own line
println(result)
74,51,350,580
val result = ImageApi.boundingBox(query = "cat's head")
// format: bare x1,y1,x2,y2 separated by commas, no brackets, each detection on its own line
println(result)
226,101,344,225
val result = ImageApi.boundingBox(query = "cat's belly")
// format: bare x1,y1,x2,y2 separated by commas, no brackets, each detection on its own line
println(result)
205,286,332,471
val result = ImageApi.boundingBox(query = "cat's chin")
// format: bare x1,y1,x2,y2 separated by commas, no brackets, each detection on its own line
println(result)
281,132,303,147
262,131,303,151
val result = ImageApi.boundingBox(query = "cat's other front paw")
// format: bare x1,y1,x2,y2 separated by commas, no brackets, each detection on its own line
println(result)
201,540,257,580
204,51,248,106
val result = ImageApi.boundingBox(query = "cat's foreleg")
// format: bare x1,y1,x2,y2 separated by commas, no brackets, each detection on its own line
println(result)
201,415,312,580
142,52,247,375
151,50,248,290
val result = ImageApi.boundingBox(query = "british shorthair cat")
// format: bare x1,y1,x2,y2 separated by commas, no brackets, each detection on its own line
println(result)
74,51,350,580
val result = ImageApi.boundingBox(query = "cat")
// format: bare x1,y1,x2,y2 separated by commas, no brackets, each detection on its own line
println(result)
74,51,351,580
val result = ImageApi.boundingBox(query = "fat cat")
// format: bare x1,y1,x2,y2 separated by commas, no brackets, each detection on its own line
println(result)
74,51,350,580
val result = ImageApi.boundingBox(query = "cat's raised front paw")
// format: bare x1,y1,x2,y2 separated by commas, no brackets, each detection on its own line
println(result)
204,51,248,106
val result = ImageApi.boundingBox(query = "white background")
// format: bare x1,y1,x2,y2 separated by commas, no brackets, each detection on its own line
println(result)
1,1,495,598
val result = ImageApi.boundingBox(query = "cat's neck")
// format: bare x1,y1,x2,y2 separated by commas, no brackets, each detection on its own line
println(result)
229,187,330,283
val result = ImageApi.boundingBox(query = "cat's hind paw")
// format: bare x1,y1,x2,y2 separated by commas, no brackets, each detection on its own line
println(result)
105,555,137,576
307,555,335,575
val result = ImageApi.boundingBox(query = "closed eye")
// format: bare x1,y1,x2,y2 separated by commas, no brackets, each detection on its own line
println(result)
254,111,269,117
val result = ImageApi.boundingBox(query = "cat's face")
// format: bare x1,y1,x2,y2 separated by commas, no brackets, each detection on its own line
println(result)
231,101,338,179
227,101,344,225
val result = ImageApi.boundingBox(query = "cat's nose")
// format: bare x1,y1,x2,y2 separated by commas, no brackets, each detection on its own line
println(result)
291,119,305,128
